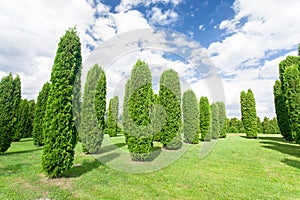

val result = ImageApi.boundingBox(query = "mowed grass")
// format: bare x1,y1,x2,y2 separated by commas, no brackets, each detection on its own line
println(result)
0,134,299,200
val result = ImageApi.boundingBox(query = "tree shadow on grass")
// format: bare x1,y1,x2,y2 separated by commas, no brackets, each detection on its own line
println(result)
1,147,42,156
144,147,162,162
97,143,126,154
258,136,285,142
260,141,300,158
63,152,120,178
282,158,300,170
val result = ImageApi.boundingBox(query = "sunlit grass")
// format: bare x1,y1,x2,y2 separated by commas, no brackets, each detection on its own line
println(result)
0,134,299,199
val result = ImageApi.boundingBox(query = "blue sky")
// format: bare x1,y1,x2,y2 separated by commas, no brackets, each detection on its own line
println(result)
0,0,300,118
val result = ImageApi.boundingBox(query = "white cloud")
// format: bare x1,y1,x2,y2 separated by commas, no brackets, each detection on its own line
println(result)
115,0,182,12
148,7,178,26
198,24,204,31
207,0,300,118
0,0,94,99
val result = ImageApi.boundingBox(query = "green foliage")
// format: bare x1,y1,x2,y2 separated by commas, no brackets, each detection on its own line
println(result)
199,96,211,141
240,89,258,138
14,99,32,141
217,102,227,138
42,28,82,177
283,65,300,143
257,116,263,134
262,117,280,134
95,68,106,131
182,90,199,144
151,94,166,142
80,64,104,154
0,74,21,153
33,82,50,146
24,100,35,138
127,60,154,161
122,79,131,143
273,80,292,140
107,96,119,137
157,69,182,149
226,118,245,133
211,103,220,139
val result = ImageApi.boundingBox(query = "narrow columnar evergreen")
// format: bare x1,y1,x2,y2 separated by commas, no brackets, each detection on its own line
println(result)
211,103,220,139
13,99,29,141
182,90,199,144
257,117,263,134
217,102,227,138
33,82,51,146
80,64,104,154
127,60,154,161
283,65,300,143
199,96,211,141
240,89,258,138
273,80,292,140
122,79,131,143
158,69,182,149
42,28,82,178
107,96,119,137
0,74,21,153
24,99,35,138
95,67,106,132
152,93,166,142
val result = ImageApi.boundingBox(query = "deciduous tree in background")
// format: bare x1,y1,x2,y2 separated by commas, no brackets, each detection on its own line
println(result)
182,90,199,144
42,28,82,177
33,82,50,146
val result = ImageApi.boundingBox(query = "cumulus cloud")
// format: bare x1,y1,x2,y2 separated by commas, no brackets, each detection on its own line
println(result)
206,0,300,118
115,0,182,12
148,7,178,25
0,0,94,99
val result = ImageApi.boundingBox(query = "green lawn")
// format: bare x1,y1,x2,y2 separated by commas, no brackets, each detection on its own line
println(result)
0,134,299,200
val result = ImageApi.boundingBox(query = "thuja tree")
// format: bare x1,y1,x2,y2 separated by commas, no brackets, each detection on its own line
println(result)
122,79,131,143
24,99,35,138
283,65,300,143
151,93,166,142
42,28,82,178
107,96,119,137
158,69,182,149
217,102,227,138
273,80,292,140
199,96,211,141
95,67,106,133
257,116,263,134
33,82,51,146
0,74,21,153
80,64,104,154
127,60,154,161
182,90,199,144
13,99,29,141
240,89,258,138
211,103,220,139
